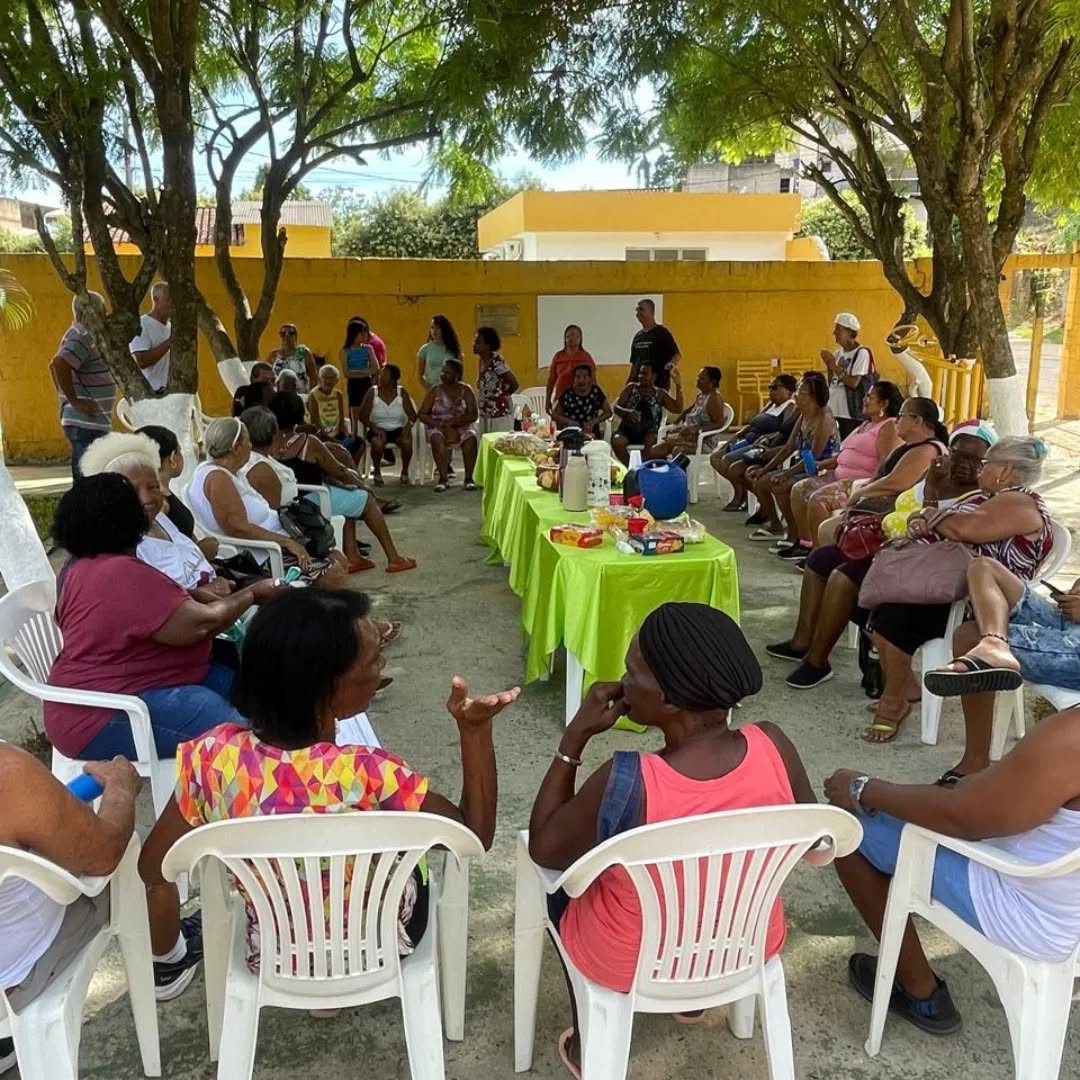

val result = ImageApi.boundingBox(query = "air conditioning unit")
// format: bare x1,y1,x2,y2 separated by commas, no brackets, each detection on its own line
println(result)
501,239,524,261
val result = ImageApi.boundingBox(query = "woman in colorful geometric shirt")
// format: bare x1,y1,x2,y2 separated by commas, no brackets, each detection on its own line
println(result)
137,588,520,982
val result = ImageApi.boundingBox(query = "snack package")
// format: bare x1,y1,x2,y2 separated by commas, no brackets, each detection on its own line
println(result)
549,524,604,548
495,432,550,457
590,504,634,529
536,463,560,491
657,513,707,543
628,531,685,556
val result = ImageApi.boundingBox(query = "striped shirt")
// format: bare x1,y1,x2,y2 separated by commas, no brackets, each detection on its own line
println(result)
56,323,116,431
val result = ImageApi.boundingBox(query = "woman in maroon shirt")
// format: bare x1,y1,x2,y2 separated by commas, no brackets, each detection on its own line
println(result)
45,474,280,760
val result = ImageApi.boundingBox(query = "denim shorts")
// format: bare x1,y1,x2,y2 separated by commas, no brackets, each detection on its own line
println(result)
858,812,982,931
1008,587,1080,691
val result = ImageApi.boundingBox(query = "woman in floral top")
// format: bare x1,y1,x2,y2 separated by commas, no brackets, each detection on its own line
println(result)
474,326,519,435
137,588,520,982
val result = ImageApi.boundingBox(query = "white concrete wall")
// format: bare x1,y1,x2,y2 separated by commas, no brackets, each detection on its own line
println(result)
522,231,791,262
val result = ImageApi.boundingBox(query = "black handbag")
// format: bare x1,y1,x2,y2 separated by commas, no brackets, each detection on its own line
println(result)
279,498,335,559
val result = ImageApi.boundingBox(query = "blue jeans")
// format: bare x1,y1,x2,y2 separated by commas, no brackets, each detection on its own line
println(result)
859,812,982,931
1008,587,1080,690
78,662,241,761
63,425,108,481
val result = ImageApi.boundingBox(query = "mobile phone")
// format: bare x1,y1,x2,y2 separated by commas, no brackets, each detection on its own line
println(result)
1042,579,1065,598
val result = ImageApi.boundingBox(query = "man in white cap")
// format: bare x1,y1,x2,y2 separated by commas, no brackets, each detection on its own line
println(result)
820,312,876,438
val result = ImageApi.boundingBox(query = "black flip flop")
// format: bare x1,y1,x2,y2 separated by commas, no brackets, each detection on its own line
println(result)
935,769,967,787
847,954,962,1036
923,654,1023,698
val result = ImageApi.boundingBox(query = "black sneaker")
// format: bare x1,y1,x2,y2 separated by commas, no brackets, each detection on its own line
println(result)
777,544,808,561
785,662,834,689
0,1037,14,1076
848,953,962,1036
765,640,807,662
744,511,768,526
155,911,203,1001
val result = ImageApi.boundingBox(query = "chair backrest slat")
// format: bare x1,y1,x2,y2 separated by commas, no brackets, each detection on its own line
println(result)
305,855,329,979
346,852,373,973
327,855,347,972
276,857,311,976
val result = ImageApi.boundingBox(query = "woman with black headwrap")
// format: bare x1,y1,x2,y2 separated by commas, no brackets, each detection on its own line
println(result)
528,602,816,1076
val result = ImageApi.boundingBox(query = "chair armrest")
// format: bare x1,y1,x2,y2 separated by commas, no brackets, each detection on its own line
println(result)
901,822,1080,879
211,533,285,578
296,484,332,519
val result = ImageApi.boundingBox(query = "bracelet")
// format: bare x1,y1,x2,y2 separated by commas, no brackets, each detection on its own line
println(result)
554,749,582,768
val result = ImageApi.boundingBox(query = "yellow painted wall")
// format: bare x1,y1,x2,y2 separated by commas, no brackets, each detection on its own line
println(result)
785,236,825,261
479,191,802,248
2,251,1074,460
91,222,332,261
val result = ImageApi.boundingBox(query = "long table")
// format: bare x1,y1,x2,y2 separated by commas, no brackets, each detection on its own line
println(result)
476,433,740,723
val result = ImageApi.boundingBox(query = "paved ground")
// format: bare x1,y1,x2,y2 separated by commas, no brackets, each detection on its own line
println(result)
2,456,1079,1079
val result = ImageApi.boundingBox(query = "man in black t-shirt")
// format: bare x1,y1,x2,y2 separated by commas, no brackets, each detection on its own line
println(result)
628,298,681,391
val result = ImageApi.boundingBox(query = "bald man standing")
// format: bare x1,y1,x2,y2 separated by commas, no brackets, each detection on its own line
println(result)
130,282,172,395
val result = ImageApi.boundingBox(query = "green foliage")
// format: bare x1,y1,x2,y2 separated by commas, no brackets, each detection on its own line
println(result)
797,194,927,261
0,228,42,254
328,175,544,259
0,268,33,331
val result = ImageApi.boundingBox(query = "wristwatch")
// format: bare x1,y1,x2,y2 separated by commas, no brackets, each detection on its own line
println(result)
849,774,875,816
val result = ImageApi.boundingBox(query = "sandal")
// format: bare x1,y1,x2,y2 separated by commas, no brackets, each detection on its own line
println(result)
935,769,967,787
556,1029,581,1080
463,481,478,491
848,953,962,1036
347,557,375,574
923,653,1022,698
434,482,448,493
386,557,417,574
377,620,403,645
380,499,402,514
861,703,911,744
749,528,782,541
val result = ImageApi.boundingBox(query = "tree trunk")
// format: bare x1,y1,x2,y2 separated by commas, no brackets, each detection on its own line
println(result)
0,464,55,591
126,393,200,492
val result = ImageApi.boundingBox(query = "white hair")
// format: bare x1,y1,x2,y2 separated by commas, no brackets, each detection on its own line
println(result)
79,432,161,478
70,291,105,319
318,364,339,380
151,281,169,302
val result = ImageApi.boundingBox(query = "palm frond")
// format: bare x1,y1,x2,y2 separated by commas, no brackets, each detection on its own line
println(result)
0,268,34,333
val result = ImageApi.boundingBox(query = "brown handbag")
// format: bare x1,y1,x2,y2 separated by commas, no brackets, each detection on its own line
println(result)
858,539,972,608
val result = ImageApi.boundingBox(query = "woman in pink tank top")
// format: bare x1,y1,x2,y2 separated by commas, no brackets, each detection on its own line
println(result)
781,381,905,558
528,603,816,1077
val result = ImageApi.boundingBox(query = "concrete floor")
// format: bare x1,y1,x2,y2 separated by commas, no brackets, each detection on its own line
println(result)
2,464,1079,1079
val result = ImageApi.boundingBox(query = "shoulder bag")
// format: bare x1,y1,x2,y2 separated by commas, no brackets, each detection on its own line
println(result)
278,497,335,559
857,507,972,608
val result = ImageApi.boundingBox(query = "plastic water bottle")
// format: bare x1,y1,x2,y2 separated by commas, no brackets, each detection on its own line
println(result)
67,774,105,801
628,448,643,471
800,448,818,476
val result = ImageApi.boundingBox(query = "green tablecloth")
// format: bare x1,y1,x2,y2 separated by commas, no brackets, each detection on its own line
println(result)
476,433,741,685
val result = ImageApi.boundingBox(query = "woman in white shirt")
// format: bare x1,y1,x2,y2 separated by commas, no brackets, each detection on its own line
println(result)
189,418,347,588
357,364,418,485
79,432,227,597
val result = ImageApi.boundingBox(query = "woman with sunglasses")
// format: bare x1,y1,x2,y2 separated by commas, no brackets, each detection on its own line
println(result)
266,323,318,394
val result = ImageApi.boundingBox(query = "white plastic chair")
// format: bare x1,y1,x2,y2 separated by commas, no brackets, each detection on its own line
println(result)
0,581,175,819
658,403,735,505
0,836,160,1080
866,821,1080,1079
514,805,863,1078
178,484,286,579
920,519,1073,748
990,682,1080,759
161,811,485,1080
115,396,136,431
519,385,550,419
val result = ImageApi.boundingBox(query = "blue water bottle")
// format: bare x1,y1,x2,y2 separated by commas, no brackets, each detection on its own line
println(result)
800,447,818,476
67,774,105,801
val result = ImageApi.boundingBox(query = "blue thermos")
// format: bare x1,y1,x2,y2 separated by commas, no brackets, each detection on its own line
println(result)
800,448,818,476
